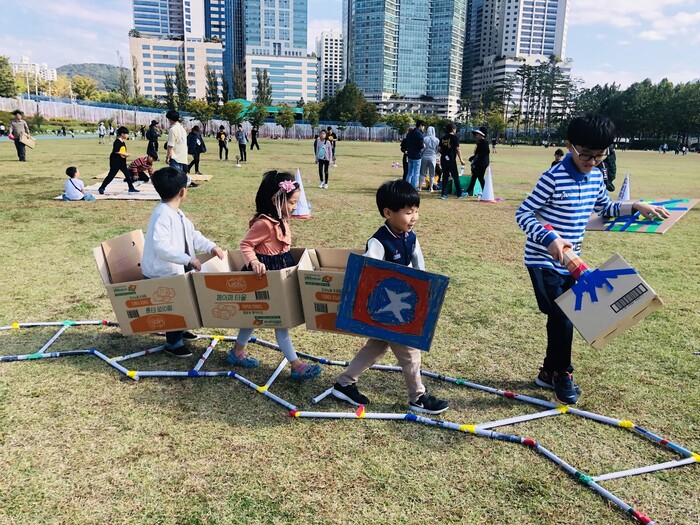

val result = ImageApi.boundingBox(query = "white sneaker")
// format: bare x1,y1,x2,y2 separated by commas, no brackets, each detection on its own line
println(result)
318,182,324,188
333,164,337,168
323,183,328,189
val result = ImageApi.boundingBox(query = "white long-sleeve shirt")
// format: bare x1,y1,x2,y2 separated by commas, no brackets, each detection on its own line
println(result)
141,202,216,278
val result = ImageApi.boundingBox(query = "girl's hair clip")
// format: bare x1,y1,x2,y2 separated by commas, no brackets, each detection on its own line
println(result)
278,180,296,193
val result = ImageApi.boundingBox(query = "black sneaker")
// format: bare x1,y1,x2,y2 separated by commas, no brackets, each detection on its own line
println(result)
535,368,582,395
409,392,449,415
553,372,579,405
182,331,199,340
164,345,192,358
332,382,370,406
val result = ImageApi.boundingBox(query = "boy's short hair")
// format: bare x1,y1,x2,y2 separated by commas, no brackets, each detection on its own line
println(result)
165,110,180,122
567,114,616,150
376,179,420,216
219,125,225,130
152,166,188,201
116,126,129,136
65,166,78,178
415,120,425,129
192,125,200,133
554,148,564,156
148,152,158,162
237,124,243,128
444,122,456,134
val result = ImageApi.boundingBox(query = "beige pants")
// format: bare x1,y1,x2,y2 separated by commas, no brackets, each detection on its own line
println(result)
337,338,425,403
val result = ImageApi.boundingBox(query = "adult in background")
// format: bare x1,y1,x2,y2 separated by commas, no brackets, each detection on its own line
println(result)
10,110,30,162
98,122,106,144
466,126,490,197
439,123,466,200
597,144,617,192
314,129,333,189
165,110,188,173
146,120,160,158
250,126,260,150
235,124,247,162
326,126,338,166
187,125,206,174
404,120,425,189
420,125,440,192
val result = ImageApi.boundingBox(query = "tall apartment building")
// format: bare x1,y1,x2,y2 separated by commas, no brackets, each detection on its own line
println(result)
464,0,571,113
344,0,466,118
11,56,57,82
243,0,318,103
316,30,343,100
130,0,223,101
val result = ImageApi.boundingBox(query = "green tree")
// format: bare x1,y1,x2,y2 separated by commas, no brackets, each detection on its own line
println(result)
71,75,98,100
485,106,506,137
163,71,176,110
221,72,230,103
296,97,305,108
247,101,268,130
304,101,323,130
128,29,141,38
175,64,189,109
336,112,350,139
0,55,18,97
275,103,295,137
233,66,246,99
131,55,141,101
187,99,215,134
320,82,366,121
116,51,130,101
384,113,413,136
357,102,380,140
204,63,219,105
219,100,245,135
254,68,272,105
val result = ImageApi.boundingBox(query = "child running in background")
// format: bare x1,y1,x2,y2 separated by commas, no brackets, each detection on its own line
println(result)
128,152,157,184
63,166,95,201
332,180,449,414
142,167,224,357
227,170,323,381
98,126,138,194
515,114,669,404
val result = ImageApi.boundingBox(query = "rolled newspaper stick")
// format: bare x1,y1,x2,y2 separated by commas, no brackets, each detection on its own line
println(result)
542,224,590,279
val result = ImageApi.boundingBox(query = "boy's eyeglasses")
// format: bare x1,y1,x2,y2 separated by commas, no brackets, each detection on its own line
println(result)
571,144,608,163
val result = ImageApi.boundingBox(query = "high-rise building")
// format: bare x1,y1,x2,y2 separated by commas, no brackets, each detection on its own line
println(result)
344,0,466,118
11,56,57,82
464,0,571,114
242,0,318,103
316,30,343,100
130,0,223,101
205,0,243,99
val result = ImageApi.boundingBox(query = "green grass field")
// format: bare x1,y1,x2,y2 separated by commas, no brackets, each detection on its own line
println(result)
1,137,699,525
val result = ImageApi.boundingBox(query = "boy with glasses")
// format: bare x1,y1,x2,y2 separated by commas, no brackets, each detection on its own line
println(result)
515,114,669,405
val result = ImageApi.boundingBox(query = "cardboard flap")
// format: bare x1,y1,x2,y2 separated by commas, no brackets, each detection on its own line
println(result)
101,230,145,284
200,251,231,273
317,248,362,269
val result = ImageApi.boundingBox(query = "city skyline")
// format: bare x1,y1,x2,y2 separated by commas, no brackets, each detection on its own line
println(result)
1,0,698,89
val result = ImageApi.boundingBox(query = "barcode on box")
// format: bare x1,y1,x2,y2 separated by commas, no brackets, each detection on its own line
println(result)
255,291,270,300
126,310,140,319
314,303,328,313
610,284,647,313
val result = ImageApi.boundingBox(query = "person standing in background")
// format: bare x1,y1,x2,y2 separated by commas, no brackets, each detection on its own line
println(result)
250,126,260,150
10,110,30,162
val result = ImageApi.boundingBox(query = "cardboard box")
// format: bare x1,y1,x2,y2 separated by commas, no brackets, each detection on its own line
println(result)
555,253,663,349
192,248,306,329
93,230,202,336
297,248,364,333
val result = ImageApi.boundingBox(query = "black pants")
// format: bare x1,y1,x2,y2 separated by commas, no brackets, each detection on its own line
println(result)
14,139,26,161
219,142,228,160
238,144,246,161
100,162,135,192
147,141,158,158
250,137,259,150
528,267,575,374
318,160,329,183
440,159,462,196
402,154,408,181
467,165,487,196
188,153,200,173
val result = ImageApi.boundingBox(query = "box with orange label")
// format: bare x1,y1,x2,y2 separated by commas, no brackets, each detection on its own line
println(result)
192,248,307,328
93,230,202,336
297,248,364,333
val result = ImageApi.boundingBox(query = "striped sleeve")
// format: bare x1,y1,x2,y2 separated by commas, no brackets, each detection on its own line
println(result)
515,170,558,247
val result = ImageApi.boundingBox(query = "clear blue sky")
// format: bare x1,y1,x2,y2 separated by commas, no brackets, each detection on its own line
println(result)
1,0,698,88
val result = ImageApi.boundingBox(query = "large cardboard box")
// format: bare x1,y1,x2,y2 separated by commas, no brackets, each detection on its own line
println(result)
555,253,663,349
297,248,364,333
93,230,202,336
192,248,306,329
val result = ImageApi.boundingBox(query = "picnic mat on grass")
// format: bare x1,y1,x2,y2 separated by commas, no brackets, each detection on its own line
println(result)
92,172,213,182
54,181,161,201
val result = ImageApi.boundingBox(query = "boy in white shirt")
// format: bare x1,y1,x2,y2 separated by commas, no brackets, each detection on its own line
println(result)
142,166,224,357
63,167,95,201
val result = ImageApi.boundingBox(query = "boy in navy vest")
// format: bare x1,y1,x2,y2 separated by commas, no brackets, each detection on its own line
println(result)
332,180,449,414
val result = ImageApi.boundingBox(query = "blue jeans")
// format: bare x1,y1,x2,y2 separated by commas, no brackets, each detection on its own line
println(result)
169,159,187,173
407,159,421,189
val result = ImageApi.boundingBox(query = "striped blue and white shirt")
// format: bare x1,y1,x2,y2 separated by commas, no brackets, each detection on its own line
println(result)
515,153,634,274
